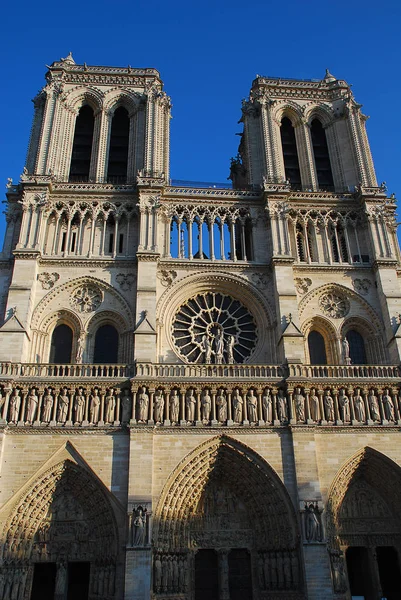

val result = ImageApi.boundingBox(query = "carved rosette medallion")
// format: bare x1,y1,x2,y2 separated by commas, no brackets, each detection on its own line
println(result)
38,272,60,289
319,293,349,319
171,292,257,363
70,284,103,313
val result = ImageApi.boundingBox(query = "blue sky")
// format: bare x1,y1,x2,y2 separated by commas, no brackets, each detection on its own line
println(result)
1,0,400,244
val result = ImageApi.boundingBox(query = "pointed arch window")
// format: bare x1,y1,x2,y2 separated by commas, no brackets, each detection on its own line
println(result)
280,117,301,189
296,223,306,262
69,105,95,182
49,324,73,363
346,330,367,364
308,330,327,364
310,119,334,190
93,324,119,363
107,106,129,183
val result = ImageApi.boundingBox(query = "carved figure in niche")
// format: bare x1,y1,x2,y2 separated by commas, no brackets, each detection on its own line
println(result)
132,506,147,546
202,334,212,363
26,388,38,423
90,388,100,424
305,503,321,542
342,336,351,365
226,335,235,363
121,389,132,423
215,329,225,364
232,388,243,423
76,331,85,363
324,389,334,421
154,555,162,590
185,388,196,422
383,388,395,421
283,553,292,587
74,387,85,423
42,388,53,422
169,389,179,423
331,552,347,593
201,389,211,422
277,389,287,422
154,389,165,424
353,388,365,422
105,389,116,423
294,387,305,422
58,387,69,422
216,389,227,422
262,388,273,423
338,388,350,422
137,387,149,422
309,388,320,422
368,390,380,421
247,389,258,422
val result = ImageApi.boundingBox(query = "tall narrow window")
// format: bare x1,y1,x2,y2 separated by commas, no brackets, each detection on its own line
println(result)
280,117,301,189
69,105,95,182
49,324,73,364
296,223,306,262
107,107,129,183
346,330,367,364
308,331,327,364
93,325,119,363
310,119,334,190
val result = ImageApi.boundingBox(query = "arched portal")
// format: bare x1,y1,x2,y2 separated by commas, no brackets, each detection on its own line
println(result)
326,447,401,598
153,436,305,599
1,460,119,600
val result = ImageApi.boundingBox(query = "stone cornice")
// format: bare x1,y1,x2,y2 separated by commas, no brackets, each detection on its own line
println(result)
1,424,129,435
137,252,160,262
158,258,268,271
293,263,372,273
38,257,137,268
163,186,262,201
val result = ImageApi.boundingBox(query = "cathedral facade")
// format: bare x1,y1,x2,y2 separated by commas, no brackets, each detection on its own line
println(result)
0,54,400,600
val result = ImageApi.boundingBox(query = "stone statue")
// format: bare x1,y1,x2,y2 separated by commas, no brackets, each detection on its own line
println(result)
305,503,321,542
233,388,243,423
247,389,258,422
202,334,212,363
121,389,132,423
342,336,351,365
324,390,334,421
353,388,365,422
90,388,100,424
58,387,69,423
216,389,227,422
185,388,196,422
169,389,179,423
201,389,211,422
132,506,147,546
154,555,162,590
137,387,149,422
42,388,53,422
105,389,116,423
338,388,350,422
154,389,165,423
277,389,287,422
309,388,320,422
294,387,305,422
262,389,273,423
226,335,235,363
368,390,380,421
76,331,85,363
382,388,395,421
26,388,38,423
331,552,347,593
74,388,85,423
215,329,225,364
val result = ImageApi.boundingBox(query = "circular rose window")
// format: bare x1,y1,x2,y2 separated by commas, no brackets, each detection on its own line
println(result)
171,292,257,364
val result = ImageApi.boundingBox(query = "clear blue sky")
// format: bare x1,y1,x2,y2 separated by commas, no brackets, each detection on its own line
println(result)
1,0,400,244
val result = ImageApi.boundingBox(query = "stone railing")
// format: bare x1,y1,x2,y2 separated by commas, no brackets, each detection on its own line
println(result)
0,362,134,379
134,363,285,380
288,364,401,380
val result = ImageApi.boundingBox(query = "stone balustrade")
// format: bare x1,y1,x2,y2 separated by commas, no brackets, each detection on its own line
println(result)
288,364,401,379
0,362,134,379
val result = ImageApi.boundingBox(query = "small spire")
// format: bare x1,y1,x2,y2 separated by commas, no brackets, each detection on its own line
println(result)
60,52,75,65
323,68,336,83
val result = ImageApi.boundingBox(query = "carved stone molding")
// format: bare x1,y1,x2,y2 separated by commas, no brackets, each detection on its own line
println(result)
116,273,136,291
157,269,177,287
70,284,103,313
294,277,312,295
352,277,371,295
37,272,60,289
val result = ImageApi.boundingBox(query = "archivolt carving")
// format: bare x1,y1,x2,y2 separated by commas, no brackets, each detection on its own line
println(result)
86,309,129,334
2,459,118,564
62,85,104,113
326,447,401,546
103,87,142,116
153,436,299,553
39,309,83,336
271,101,303,127
303,103,335,127
31,276,135,330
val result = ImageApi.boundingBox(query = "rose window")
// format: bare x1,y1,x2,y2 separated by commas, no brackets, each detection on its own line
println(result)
171,292,257,363
319,292,350,319
70,284,103,313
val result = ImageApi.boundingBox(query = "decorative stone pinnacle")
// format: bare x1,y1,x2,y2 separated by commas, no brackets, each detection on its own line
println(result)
60,52,75,65
324,69,336,83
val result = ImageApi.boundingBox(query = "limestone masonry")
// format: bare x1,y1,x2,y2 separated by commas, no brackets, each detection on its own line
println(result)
0,54,400,599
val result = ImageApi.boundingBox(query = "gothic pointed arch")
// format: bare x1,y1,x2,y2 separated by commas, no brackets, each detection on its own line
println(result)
153,436,304,597
1,455,121,599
